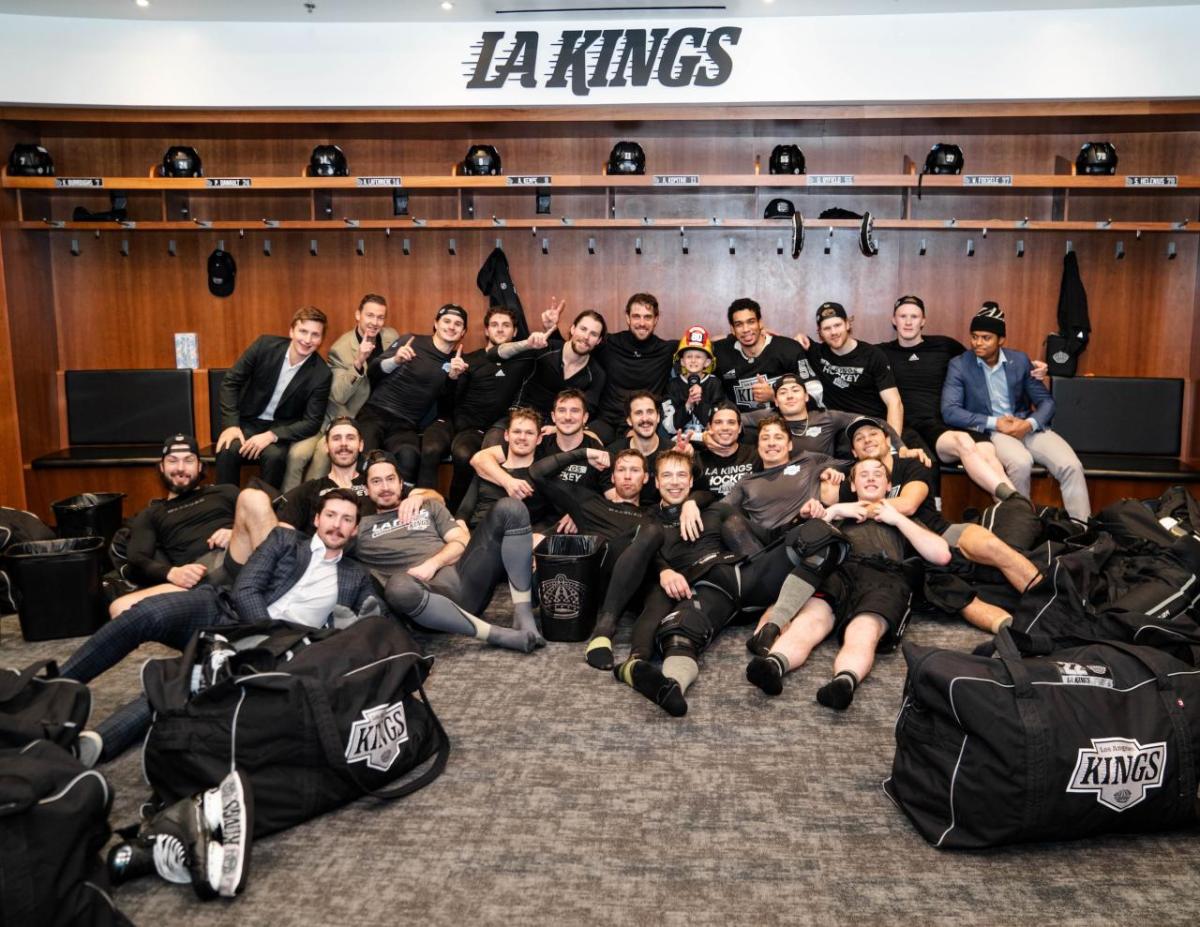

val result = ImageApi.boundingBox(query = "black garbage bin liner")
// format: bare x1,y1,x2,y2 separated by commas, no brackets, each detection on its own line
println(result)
534,534,605,643
51,492,125,568
3,537,109,641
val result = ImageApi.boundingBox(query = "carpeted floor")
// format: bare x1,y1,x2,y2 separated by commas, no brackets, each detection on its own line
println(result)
5,596,1199,927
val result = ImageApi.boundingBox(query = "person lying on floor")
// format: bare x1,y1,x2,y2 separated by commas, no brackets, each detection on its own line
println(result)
613,450,837,717
746,457,951,710
353,451,544,653
61,489,377,765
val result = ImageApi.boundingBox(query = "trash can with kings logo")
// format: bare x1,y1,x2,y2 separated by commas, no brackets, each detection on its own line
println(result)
3,537,109,641
534,534,605,642
51,492,125,568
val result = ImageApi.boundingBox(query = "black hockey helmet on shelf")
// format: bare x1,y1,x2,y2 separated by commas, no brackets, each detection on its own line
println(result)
310,144,349,177
162,146,203,178
462,144,502,176
606,140,645,175
1075,141,1118,175
768,144,805,175
764,197,796,219
924,143,963,175
8,143,55,176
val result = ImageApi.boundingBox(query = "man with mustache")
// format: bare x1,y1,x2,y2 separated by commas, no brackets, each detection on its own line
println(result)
61,489,377,765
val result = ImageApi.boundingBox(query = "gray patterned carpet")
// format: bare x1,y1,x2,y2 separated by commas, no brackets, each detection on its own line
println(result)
5,596,1199,927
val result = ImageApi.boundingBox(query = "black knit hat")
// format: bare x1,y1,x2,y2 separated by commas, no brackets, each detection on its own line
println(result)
970,302,1006,337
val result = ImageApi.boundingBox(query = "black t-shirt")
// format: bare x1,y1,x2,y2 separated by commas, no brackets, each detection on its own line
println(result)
593,331,675,427
693,443,760,498
125,484,241,585
878,336,967,424
713,334,815,412
839,519,908,562
807,340,897,418
516,347,607,419
452,346,538,431
365,333,454,426
535,433,603,493
839,456,948,535
275,474,374,535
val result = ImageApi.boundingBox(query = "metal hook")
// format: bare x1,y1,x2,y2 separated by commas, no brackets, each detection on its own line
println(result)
728,237,736,255
70,238,80,256
1167,241,1177,260
1115,241,1125,260
448,238,457,256
1065,240,1073,255
1015,239,1025,258
356,238,365,256
918,239,927,256
824,227,833,255
776,237,784,256
217,239,225,252
167,239,177,257
120,239,129,257
263,239,272,257
681,237,689,255
966,238,975,257
635,237,642,255
402,238,411,256
541,238,549,255
310,239,318,256
495,238,503,250
587,237,596,255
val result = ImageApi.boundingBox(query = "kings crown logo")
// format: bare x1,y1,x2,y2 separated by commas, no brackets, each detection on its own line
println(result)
540,572,585,620
1066,737,1166,812
465,27,741,97
345,701,410,773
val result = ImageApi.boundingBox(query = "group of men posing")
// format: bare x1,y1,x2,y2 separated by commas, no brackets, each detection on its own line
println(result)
59,288,1085,765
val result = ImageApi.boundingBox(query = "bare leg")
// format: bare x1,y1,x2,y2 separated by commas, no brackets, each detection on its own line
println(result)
936,431,1010,498
746,598,834,695
109,583,186,618
832,613,887,683
960,596,1012,634
226,488,278,567
957,524,1041,591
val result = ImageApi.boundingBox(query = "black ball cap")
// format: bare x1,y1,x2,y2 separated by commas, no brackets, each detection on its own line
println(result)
207,248,236,298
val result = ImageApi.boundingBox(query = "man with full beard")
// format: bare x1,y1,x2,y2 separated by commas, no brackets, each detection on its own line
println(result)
109,434,252,616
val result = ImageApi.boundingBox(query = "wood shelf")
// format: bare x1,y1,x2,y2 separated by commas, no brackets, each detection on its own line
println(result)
11,218,1197,233
4,172,1200,192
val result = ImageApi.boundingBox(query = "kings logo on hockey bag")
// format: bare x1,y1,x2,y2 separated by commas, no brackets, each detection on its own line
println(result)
141,616,450,838
884,628,1200,848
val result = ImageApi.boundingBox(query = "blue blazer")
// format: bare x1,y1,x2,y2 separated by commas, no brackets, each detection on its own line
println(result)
940,348,1055,434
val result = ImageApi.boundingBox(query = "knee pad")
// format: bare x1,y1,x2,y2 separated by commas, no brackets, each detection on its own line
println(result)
492,496,531,531
784,520,849,580
655,599,716,651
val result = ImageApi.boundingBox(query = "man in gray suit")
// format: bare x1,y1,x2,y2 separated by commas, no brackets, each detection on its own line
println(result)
282,294,399,490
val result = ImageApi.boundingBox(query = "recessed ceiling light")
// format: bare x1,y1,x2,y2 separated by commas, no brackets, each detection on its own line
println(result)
135,0,150,8
441,1,454,10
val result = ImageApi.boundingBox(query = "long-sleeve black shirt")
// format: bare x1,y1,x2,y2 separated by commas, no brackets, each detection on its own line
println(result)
592,330,675,427
529,448,646,540
125,484,240,585
516,347,607,419
365,333,454,426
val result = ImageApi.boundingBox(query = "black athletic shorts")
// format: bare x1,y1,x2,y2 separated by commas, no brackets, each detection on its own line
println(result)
910,417,989,452
823,560,912,651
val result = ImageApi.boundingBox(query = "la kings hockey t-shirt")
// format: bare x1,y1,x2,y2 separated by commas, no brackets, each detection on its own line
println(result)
809,340,896,418
352,499,458,586
693,444,760,497
878,336,967,423
714,334,821,411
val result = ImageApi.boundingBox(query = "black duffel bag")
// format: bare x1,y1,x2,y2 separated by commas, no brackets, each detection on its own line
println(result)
885,629,1200,848
0,740,131,926
0,660,91,751
141,616,450,838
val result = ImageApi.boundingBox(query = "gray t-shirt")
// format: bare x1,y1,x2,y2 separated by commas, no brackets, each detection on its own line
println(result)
722,451,839,530
352,500,458,585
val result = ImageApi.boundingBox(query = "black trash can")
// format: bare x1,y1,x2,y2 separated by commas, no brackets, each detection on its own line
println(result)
533,534,605,642
51,492,125,566
3,537,109,641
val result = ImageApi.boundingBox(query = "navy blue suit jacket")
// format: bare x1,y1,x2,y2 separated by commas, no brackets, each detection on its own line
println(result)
941,348,1055,434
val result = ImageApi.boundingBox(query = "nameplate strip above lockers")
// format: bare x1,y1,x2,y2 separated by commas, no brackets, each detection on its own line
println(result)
55,178,104,188
653,175,700,186
807,175,855,186
506,175,552,186
204,178,253,188
356,177,404,187
963,175,1014,186
1125,176,1179,187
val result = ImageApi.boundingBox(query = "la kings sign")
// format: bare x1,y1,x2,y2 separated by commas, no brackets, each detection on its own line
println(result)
1067,737,1166,812
466,27,741,97
345,700,411,773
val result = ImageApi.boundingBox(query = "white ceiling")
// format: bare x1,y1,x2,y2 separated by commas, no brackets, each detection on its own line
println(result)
0,0,1195,22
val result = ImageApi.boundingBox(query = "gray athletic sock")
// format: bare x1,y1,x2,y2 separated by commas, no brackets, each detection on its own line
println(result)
500,530,543,644
768,651,790,675
411,591,537,654
662,655,700,695
995,482,1019,501
767,573,816,629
